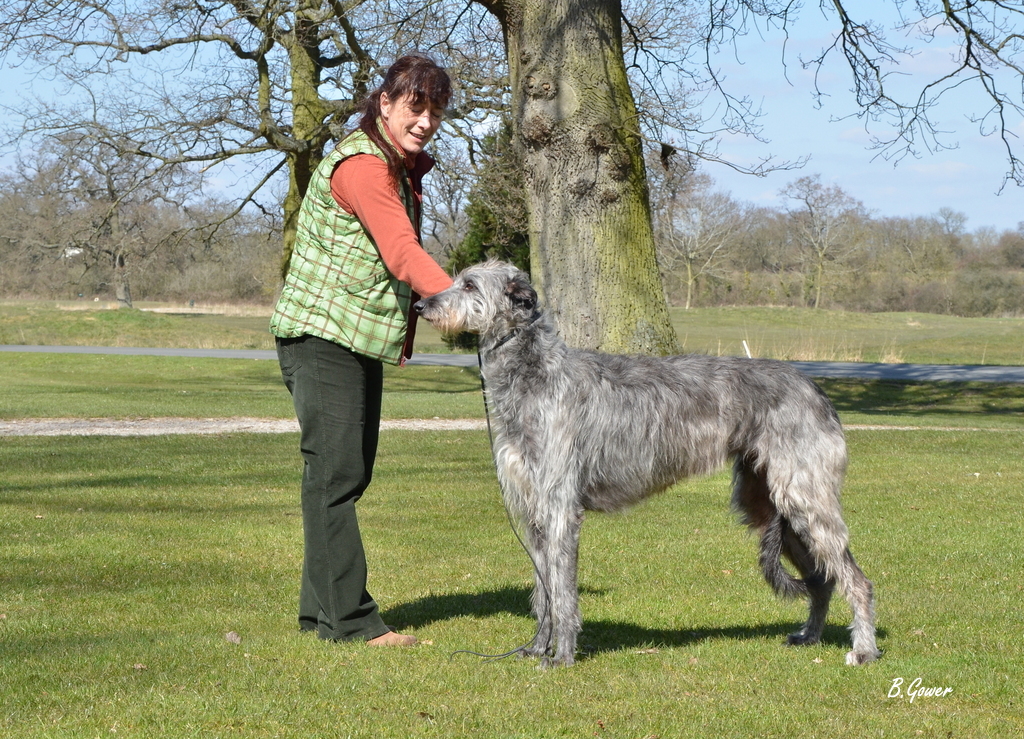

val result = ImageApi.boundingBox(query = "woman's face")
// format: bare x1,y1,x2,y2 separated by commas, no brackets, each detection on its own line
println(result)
380,92,444,155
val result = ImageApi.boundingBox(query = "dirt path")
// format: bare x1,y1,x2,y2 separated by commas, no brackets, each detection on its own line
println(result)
0,418,1006,436
0,417,488,436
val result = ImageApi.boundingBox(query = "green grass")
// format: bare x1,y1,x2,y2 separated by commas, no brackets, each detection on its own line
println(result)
0,303,278,351
2,429,1021,737
816,379,1024,430
4,302,1024,364
672,306,1024,365
0,353,485,420
2,352,1023,428
1,306,1022,736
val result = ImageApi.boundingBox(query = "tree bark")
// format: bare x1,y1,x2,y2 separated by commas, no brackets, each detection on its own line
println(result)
113,252,132,308
275,2,339,272
483,0,678,354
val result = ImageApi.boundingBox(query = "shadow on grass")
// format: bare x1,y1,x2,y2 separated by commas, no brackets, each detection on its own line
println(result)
818,378,1024,419
384,586,882,660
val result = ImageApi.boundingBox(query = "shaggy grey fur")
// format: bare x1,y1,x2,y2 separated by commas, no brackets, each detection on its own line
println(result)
415,261,880,668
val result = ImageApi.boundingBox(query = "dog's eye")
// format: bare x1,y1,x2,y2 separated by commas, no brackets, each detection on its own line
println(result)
463,282,476,292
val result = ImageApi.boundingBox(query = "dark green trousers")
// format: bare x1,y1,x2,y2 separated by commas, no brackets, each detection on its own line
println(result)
276,334,389,642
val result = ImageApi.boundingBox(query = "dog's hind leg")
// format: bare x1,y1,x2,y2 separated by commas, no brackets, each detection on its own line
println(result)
834,549,881,665
736,461,820,639
779,524,835,647
778,487,880,664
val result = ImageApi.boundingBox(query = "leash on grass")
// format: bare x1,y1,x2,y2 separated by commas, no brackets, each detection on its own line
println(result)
447,348,552,664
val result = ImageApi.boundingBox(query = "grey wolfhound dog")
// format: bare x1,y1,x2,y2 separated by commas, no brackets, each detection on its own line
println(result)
414,261,880,668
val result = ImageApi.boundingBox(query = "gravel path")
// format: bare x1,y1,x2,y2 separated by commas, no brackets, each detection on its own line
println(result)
0,417,1005,436
0,417,487,437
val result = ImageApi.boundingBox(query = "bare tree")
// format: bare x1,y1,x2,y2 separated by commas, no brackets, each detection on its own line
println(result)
0,0,505,268
0,145,282,303
5,0,1024,346
468,0,681,353
3,134,207,306
781,174,867,309
651,162,740,309
806,1,1024,188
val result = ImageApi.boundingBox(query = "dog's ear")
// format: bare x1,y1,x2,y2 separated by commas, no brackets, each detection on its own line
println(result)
505,273,537,311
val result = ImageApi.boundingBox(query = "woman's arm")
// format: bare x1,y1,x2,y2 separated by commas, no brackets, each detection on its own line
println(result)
331,154,453,297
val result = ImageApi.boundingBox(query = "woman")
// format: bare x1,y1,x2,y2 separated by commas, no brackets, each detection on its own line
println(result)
270,54,453,646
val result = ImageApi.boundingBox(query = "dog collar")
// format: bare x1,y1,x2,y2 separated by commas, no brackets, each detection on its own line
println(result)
487,312,542,353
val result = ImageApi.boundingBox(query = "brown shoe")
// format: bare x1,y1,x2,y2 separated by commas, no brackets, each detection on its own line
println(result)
366,631,417,647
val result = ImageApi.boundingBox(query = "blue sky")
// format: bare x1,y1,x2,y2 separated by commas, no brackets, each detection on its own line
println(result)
699,5,1024,233
2,3,1022,234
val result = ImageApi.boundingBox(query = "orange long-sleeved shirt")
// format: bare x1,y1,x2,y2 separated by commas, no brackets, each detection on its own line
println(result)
329,134,453,362
330,149,453,298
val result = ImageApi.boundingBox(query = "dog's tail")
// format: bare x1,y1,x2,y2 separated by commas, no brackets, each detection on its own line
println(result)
759,513,809,599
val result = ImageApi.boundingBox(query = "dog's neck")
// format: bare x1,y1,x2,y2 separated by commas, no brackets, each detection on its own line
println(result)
484,311,543,354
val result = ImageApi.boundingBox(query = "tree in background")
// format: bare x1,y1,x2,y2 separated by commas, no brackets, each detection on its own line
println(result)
446,120,530,275
1,135,209,307
0,145,279,304
998,224,1024,269
4,0,1024,346
470,0,681,353
650,157,740,309
781,175,866,309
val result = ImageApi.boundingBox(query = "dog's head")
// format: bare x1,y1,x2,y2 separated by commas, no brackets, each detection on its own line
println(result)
414,259,539,337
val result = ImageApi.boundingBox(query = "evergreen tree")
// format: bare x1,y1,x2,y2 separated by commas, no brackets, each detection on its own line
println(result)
447,120,530,275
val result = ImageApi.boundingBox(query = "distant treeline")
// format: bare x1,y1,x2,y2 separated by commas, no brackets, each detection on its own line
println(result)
653,190,1024,317
2,150,1022,317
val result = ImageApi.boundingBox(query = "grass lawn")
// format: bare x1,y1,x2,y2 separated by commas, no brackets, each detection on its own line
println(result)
3,301,1024,365
1,429,1021,737
1,306,1022,736
670,306,1024,366
0,353,485,421
2,351,1023,429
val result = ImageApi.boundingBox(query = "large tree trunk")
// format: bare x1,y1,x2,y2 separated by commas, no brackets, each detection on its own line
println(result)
113,252,132,308
487,0,678,354
277,6,334,274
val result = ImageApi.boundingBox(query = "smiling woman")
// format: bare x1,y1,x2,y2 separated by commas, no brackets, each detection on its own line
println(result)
268,53,456,650
379,93,444,156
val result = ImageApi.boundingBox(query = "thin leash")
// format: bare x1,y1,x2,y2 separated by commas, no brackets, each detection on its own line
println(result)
447,333,552,663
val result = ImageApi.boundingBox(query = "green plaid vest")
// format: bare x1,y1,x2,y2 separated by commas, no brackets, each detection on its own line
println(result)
270,129,419,365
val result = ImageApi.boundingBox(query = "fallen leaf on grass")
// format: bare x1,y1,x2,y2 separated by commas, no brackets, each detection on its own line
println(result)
225,631,242,645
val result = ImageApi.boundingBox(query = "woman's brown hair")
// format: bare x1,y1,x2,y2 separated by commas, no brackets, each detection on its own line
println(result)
359,54,452,185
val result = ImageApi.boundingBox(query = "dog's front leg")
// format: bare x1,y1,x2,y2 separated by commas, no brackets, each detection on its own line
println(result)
543,502,584,668
520,520,554,660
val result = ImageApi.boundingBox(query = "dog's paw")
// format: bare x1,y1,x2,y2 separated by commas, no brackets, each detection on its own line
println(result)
785,631,820,647
539,654,575,669
845,648,881,666
518,645,547,661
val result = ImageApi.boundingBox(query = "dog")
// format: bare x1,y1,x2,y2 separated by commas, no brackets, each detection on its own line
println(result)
414,260,880,667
